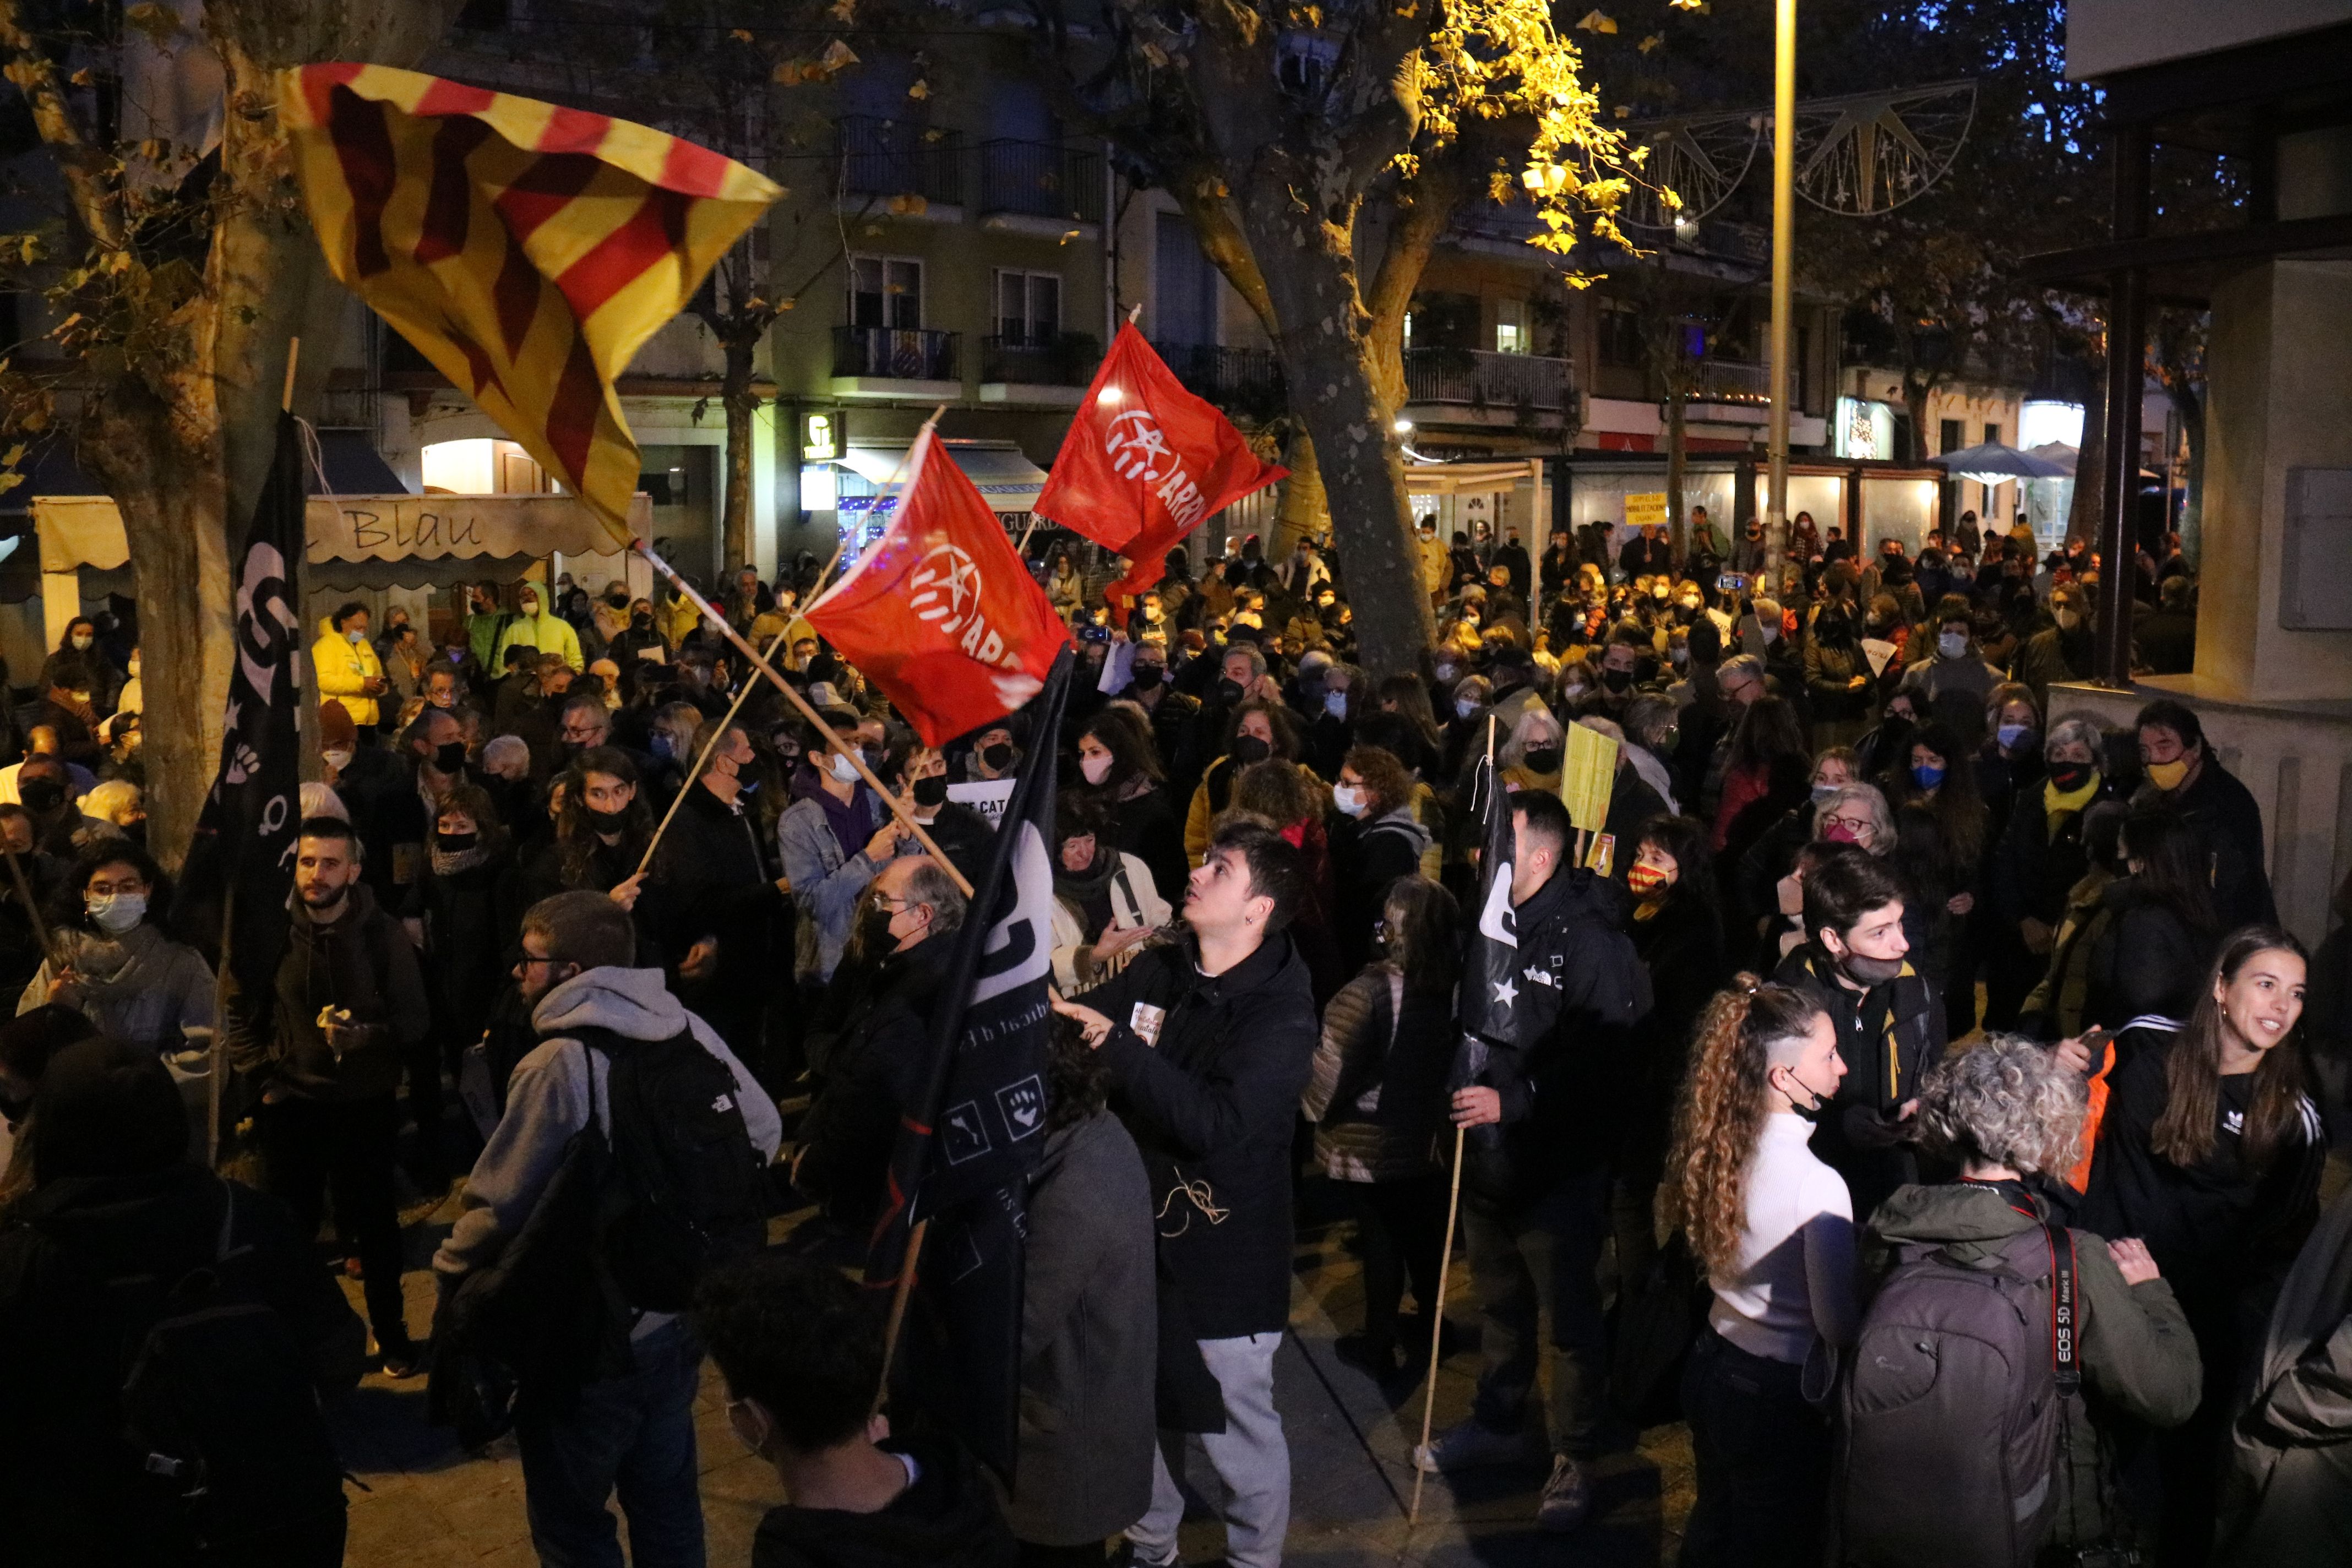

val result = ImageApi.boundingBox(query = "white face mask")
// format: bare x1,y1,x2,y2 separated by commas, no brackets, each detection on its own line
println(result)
346,628,366,645
827,751,860,784
323,748,353,772
1455,696,1480,720
87,891,146,933
70,634,91,650
1323,690,1348,720
1937,630,1968,660
1332,783,1369,818
1079,753,1113,786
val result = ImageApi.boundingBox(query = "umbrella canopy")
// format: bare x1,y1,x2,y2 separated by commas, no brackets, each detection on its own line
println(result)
1929,440,2073,482
2026,441,2079,476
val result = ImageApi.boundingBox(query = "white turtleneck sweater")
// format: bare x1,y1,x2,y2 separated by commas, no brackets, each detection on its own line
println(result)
1707,1111,1861,1363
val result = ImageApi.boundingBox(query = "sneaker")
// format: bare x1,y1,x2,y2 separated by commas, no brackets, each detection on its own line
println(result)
1536,1453,1592,1533
378,1339,427,1380
1414,1418,1536,1473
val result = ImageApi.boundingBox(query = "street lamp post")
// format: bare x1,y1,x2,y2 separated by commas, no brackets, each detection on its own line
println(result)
1763,0,1795,592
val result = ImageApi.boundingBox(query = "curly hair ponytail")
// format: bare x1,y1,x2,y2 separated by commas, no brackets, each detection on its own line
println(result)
1661,976,1827,1278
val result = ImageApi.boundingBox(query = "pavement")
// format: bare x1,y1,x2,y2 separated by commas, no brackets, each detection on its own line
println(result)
331,1178,1697,1567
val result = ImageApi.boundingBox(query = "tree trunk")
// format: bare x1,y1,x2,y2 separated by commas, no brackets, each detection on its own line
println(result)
721,336,759,571
1273,431,1326,552
2067,369,2106,545
1665,389,1688,563
1902,374,1933,466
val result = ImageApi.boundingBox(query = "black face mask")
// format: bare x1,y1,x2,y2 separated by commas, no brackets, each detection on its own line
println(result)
1524,746,1562,774
1780,1067,1834,1123
631,612,652,630
981,742,1015,772
1217,677,1246,706
437,830,478,853
1838,950,1906,987
433,741,467,775
584,801,628,830
857,905,899,957
1601,666,1634,693
18,780,63,814
2047,761,2093,792
736,775,761,798
1129,666,1163,692
912,774,949,808
1229,733,1271,766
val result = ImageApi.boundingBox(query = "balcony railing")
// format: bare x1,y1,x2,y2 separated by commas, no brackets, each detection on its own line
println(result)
834,325,960,382
1692,359,1771,399
981,331,1101,385
1154,341,1286,418
977,140,1104,225
1403,347,1572,413
835,115,963,208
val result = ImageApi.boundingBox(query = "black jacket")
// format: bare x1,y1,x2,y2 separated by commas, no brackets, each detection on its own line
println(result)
2165,760,2276,931
2082,877,2214,1030
1988,773,2108,930
794,938,957,1233
1461,865,1653,1209
0,1166,363,1567
1620,887,1728,1181
1775,941,1944,1223
223,883,430,1104
1091,931,1319,1340
751,1434,1018,1568
648,780,785,971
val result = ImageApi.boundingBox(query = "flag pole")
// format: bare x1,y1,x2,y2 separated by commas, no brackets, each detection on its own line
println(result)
1408,715,1496,1536
633,625,793,878
875,1215,930,1412
634,538,976,899
281,337,300,412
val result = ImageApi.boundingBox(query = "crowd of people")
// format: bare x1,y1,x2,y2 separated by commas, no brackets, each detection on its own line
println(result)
0,507,2343,1568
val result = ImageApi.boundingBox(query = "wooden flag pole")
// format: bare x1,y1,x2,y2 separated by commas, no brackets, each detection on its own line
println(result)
281,337,301,412
633,538,975,898
1408,714,1498,1533
633,625,793,878
875,1216,931,1413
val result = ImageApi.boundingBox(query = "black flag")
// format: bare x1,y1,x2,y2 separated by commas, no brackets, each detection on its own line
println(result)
178,412,306,1001
1451,743,1518,1150
868,646,1074,1478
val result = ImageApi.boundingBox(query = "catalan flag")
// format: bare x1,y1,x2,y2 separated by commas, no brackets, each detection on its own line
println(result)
280,64,780,544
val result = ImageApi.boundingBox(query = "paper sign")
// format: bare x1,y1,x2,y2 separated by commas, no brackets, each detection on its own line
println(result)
1586,832,1615,879
1561,723,1619,835
1098,638,1136,695
1861,637,1896,678
1624,492,1669,529
946,777,1016,828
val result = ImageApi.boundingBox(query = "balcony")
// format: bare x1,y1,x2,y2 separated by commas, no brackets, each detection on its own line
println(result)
1445,202,1553,265
835,115,963,217
1155,342,1286,420
1402,347,1572,421
979,332,1101,405
831,325,962,398
1694,359,1771,399
976,140,1104,236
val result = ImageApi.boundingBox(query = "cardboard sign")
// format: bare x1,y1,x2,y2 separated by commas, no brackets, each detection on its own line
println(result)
1623,492,1669,529
1861,636,1897,677
947,776,1016,828
1561,723,1620,835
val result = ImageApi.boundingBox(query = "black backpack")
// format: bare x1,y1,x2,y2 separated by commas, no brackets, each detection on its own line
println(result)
100,1182,349,1557
1833,1219,2079,1568
575,1022,769,1313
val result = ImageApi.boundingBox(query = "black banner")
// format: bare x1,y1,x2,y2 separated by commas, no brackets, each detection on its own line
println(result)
178,413,306,1003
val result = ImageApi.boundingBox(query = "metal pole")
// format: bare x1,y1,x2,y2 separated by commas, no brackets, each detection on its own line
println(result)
2095,122,2151,688
1762,0,1796,596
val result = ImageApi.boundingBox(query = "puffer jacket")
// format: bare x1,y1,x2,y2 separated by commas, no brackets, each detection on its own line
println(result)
1302,963,1454,1183
1864,1182,2203,1554
312,616,385,727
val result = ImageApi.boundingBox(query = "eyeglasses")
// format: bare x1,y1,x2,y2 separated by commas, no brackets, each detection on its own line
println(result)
1823,815,1874,836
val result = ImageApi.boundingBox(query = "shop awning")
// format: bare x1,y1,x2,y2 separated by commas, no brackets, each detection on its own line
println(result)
1404,459,1544,495
835,440,1048,513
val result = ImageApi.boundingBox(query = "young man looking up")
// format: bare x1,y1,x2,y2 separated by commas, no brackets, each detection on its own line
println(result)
1053,821,1317,1568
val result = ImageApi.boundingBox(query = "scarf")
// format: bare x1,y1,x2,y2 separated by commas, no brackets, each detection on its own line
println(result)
1053,848,1121,938
2044,768,2100,820
432,841,496,878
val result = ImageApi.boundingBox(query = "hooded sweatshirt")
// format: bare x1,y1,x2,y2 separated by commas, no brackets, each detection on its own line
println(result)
750,1434,1017,1568
435,966,781,1336
492,595,585,673
222,881,429,1103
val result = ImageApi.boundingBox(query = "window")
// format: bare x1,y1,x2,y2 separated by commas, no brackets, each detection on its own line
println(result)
1154,210,1219,346
848,256,922,329
1940,419,1965,455
1597,300,1641,368
1985,421,2002,446
996,271,1061,345
1494,298,1529,355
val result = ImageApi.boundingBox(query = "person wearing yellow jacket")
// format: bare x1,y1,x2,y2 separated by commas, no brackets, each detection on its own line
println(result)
491,581,584,673
312,603,389,736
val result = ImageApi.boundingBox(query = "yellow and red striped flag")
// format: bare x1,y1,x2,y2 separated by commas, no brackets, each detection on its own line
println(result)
280,63,781,545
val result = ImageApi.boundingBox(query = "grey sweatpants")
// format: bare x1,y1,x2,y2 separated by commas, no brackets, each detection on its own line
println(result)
1126,1331,1290,1568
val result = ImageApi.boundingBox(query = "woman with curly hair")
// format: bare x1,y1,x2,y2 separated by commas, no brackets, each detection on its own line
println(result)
1660,976,1855,1567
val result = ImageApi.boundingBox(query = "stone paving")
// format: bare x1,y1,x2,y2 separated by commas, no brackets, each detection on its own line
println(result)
333,1179,1696,1566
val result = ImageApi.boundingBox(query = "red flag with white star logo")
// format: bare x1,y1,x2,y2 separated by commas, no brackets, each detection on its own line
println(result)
1034,323,1286,617
806,429,1071,745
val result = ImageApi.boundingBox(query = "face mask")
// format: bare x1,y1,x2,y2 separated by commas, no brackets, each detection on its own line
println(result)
2055,608,2082,630
1996,723,2034,751
1626,861,1668,897
1323,690,1348,720
70,634,91,650
86,891,145,933
1912,763,1946,791
346,628,366,645
1810,782,1842,807
1602,666,1634,693
1130,665,1163,692
1217,677,1246,706
1760,623,1779,645
19,780,64,813
1778,1064,1835,1121
1821,819,1862,845
2047,761,2093,792
827,752,861,784
322,748,353,774
520,599,540,617
631,612,653,630
858,904,900,956
1434,663,1458,684
433,741,467,774
1937,630,1968,660
2145,757,2190,792
1079,754,1113,787
649,732,674,761
1838,949,1907,986
1332,783,1369,818
1524,745,1562,775
981,742,1015,772
1455,697,1480,721
736,775,760,798
1669,647,1689,669
1229,733,1271,766
435,830,479,853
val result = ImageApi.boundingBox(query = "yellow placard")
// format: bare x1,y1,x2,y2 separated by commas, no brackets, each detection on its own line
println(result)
1624,492,1669,529
1561,722,1619,835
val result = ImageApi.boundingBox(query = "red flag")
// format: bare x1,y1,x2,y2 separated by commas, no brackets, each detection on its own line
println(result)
1035,323,1286,617
807,431,1071,746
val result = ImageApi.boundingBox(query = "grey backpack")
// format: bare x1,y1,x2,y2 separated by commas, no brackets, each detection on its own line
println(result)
1833,1219,2079,1568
